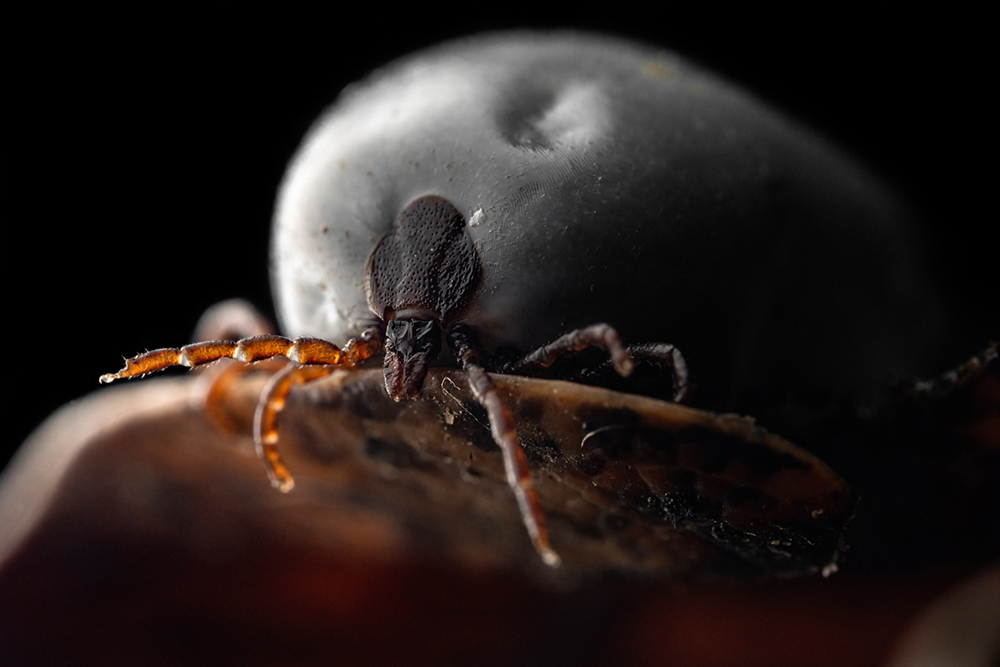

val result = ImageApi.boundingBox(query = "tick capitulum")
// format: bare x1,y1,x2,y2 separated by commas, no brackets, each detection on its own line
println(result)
100,195,688,568
381,315,442,400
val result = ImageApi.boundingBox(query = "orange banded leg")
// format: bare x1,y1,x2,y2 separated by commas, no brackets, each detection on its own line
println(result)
449,326,560,567
100,327,385,492
254,363,338,492
184,300,283,432
509,323,635,377
251,327,384,492
198,356,289,433
99,335,346,384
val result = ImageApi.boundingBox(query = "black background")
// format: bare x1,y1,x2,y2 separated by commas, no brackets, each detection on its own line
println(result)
7,11,995,473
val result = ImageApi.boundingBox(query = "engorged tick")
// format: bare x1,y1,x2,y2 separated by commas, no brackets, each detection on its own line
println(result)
99,194,688,567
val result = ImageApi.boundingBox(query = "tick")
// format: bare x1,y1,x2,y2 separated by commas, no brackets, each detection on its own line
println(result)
98,30,936,571
100,194,688,567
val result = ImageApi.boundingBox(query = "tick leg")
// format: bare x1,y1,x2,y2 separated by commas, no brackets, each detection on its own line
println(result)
892,342,997,399
508,323,634,377
252,327,385,492
508,325,690,403
197,356,289,433
449,325,560,567
190,299,281,432
254,363,337,492
99,335,345,383
626,342,690,402
100,326,385,492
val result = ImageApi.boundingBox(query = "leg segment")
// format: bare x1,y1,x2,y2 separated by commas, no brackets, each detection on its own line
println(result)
188,300,280,432
100,326,385,494
506,324,689,403
892,342,997,398
252,326,385,492
626,342,690,402
507,323,634,377
99,335,346,383
448,325,560,567
198,357,289,433
254,363,337,492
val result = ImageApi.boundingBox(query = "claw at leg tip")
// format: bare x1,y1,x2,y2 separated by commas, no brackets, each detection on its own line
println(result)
540,547,562,568
272,477,295,493
616,357,635,377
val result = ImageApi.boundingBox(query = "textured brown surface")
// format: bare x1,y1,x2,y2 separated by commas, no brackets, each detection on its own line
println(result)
0,368,995,666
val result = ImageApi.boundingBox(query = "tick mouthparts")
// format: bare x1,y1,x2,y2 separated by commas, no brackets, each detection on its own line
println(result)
383,350,433,400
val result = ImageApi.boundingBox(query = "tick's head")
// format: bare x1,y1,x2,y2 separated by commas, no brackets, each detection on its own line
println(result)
383,317,442,400
364,195,482,401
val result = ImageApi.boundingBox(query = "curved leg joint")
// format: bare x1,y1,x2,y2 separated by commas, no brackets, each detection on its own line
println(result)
509,323,634,377
254,363,340,492
627,342,690,402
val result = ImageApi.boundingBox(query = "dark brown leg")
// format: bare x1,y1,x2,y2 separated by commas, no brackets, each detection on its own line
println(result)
625,342,690,402
506,324,689,402
448,325,560,567
508,323,634,377
892,342,997,399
